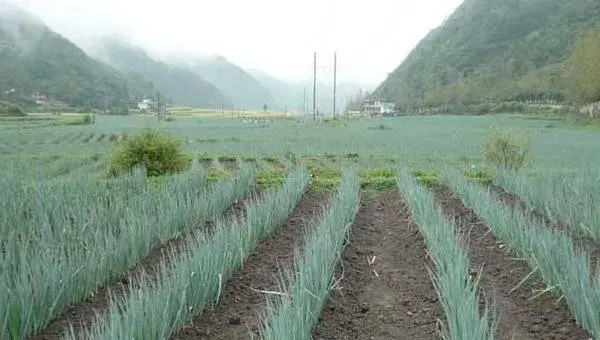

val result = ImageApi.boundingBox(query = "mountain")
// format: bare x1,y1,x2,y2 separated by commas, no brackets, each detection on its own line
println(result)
375,0,600,108
0,1,148,109
88,38,229,109
181,56,274,110
247,69,373,114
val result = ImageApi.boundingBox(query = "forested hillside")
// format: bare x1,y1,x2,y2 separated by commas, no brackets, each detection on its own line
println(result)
0,1,150,110
375,0,600,108
91,39,229,109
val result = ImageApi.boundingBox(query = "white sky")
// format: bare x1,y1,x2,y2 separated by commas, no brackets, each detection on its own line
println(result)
8,0,463,85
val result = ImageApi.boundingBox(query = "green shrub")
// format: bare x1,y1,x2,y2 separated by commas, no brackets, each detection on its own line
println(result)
108,130,188,177
65,113,92,125
482,128,528,172
464,169,493,185
0,100,26,117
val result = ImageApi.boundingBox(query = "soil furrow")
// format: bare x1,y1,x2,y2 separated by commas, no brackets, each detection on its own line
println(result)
492,185,600,266
171,189,330,340
434,185,590,340
29,191,256,340
312,190,439,340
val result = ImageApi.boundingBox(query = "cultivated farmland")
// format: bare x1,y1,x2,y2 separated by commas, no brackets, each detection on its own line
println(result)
1,113,599,340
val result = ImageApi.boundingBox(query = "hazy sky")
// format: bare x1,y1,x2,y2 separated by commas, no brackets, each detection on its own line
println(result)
8,0,463,85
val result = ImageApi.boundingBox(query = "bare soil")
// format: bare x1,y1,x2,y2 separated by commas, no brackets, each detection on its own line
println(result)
218,157,238,172
312,190,440,340
492,185,600,266
172,189,331,340
263,157,286,170
29,192,255,340
433,185,591,340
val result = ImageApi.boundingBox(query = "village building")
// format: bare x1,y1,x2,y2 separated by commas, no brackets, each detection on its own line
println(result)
361,99,396,116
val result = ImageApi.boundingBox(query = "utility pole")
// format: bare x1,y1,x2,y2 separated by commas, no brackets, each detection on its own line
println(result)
156,91,161,121
312,52,317,122
302,86,306,116
333,52,337,119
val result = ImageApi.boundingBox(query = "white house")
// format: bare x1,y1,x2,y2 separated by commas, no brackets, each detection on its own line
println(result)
361,99,396,116
137,99,153,111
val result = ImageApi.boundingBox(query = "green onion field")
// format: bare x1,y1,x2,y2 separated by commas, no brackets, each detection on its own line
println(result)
1,113,599,340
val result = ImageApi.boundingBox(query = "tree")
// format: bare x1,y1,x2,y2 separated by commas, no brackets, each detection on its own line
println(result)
567,24,600,103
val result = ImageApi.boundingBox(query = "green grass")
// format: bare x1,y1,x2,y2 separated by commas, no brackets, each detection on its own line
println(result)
258,167,359,340
256,169,287,189
358,167,396,189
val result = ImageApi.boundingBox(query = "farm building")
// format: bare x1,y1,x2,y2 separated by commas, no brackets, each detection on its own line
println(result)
137,98,154,111
361,99,396,116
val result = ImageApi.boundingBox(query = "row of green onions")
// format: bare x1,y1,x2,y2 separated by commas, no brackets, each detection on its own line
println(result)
1,163,255,339
397,165,497,340
445,170,599,337
258,167,359,340
67,167,309,340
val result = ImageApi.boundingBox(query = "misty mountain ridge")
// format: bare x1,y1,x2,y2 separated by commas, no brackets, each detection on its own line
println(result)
86,37,230,109
175,55,276,110
0,1,148,109
1,1,373,113
247,69,374,113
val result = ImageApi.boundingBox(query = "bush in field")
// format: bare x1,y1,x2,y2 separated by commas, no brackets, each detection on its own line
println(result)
82,113,92,124
0,100,26,116
108,129,188,177
482,128,528,172
66,113,93,125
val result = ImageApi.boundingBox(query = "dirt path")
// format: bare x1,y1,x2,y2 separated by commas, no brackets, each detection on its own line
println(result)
434,185,590,340
172,189,331,340
29,192,255,340
492,185,600,266
312,190,439,340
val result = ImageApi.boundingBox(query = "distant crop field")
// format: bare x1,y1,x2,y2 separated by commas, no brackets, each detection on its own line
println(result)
168,106,287,117
1,113,599,339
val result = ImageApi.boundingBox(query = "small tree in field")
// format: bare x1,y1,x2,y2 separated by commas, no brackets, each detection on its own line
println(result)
482,128,529,172
108,129,188,177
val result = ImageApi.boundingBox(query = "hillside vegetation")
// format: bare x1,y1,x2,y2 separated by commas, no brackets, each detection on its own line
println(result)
0,2,150,110
375,0,600,109
92,39,229,109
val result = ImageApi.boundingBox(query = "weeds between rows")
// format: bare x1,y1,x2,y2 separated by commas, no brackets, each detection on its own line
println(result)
444,171,598,338
258,167,359,340
70,168,308,340
397,166,498,340
1,165,255,339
